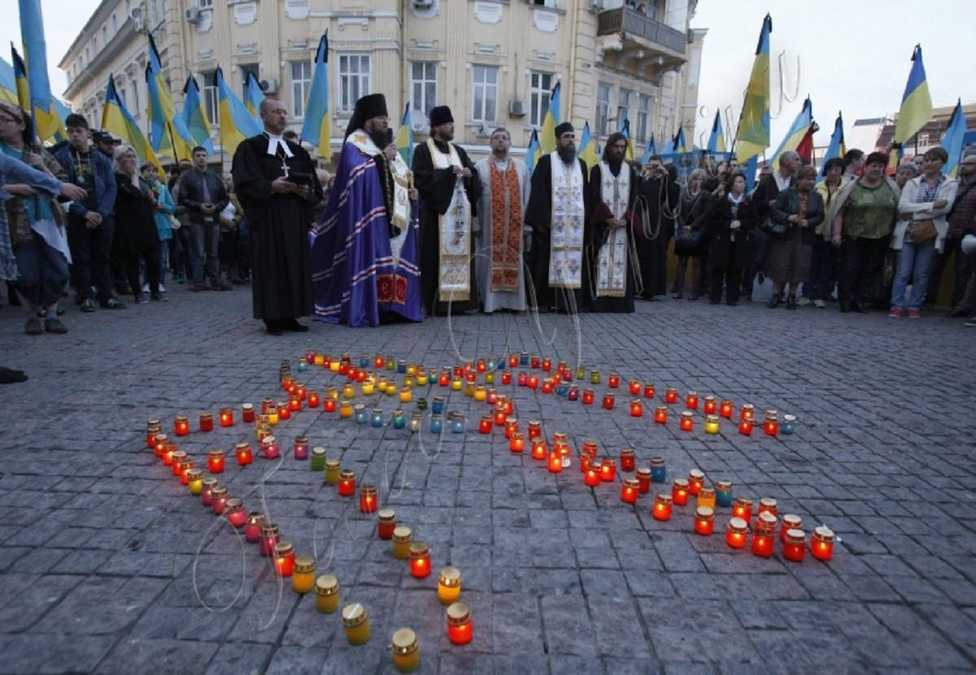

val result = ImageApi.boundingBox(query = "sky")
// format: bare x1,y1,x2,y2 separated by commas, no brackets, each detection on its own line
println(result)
4,0,975,149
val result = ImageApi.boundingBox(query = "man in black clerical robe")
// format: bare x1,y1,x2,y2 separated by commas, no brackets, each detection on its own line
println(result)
525,122,592,313
412,105,481,316
232,98,322,335
588,132,640,313
635,155,679,300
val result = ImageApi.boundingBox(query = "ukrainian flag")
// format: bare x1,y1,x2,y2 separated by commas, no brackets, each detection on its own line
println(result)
216,66,262,155
941,99,966,178
672,126,689,154
539,81,560,156
11,46,30,115
180,75,214,154
578,121,599,171
101,75,160,169
893,45,933,149
0,56,18,106
770,97,813,171
641,134,657,164
243,71,265,124
146,34,193,163
733,14,772,165
619,118,636,162
707,111,726,153
395,101,414,166
18,0,62,141
526,129,540,174
819,112,846,178
301,33,332,160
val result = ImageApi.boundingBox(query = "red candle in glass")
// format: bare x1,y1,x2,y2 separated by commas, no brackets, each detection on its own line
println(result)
530,355,541,369
654,406,668,424
725,517,748,549
783,529,805,562
688,469,705,495
153,434,168,459
607,373,620,389
274,542,295,577
235,442,253,466
439,372,450,387
174,416,189,437
644,384,656,399
510,433,525,453
664,388,678,405
199,412,213,432
501,371,512,386
619,478,639,504
811,526,835,561
261,399,274,414
740,404,755,422
261,436,280,460
178,461,193,485
307,391,320,408
628,380,641,396
703,396,717,415
602,393,615,410
732,497,753,522
547,451,563,474
517,372,528,387
738,419,753,436
476,359,487,373
584,466,601,487
359,485,377,513
508,354,519,368
685,392,699,411
260,524,279,556
219,408,234,427
207,450,225,474
242,403,255,423
580,453,592,473
541,379,555,394
719,400,734,419
652,493,673,521
751,513,777,558
201,478,217,507
600,459,616,482
244,512,264,542
409,543,432,578
567,386,579,401
324,398,337,413
493,410,507,427
504,418,518,439
377,509,396,539
780,514,802,543
758,498,778,518
694,507,715,536
446,602,473,645
170,451,187,475
278,404,291,421
288,397,301,412
528,375,539,390
542,358,552,372
679,411,694,432
293,436,309,460
530,439,547,460
636,467,651,493
527,420,542,440
338,470,356,497
629,399,643,417
374,355,385,369
465,371,477,385
763,414,780,437
672,479,689,505
503,399,514,415
226,499,247,528
210,486,228,515
479,416,493,434
620,448,636,472
146,422,160,449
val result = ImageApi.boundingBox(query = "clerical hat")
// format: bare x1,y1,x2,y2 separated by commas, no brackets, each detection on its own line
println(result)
429,105,454,128
555,122,575,138
344,93,388,138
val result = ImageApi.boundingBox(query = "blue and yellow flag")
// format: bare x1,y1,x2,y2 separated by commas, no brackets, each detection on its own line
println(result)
941,99,966,178
578,121,599,171
619,118,636,161
526,129,540,174
641,134,657,164
770,96,812,171
0,56,18,106
819,112,846,177
216,66,262,155
180,75,213,154
18,0,63,141
10,46,30,115
893,45,933,149
301,33,332,159
707,111,726,153
243,72,265,124
146,34,193,163
733,14,772,164
539,81,560,156
672,126,689,154
101,75,160,169
395,101,414,166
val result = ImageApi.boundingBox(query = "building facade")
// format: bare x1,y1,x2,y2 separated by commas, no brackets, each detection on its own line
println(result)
59,0,705,164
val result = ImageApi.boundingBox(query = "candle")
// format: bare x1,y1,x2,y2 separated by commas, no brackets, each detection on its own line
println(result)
527,375,539,390
429,415,443,434
758,498,778,518
599,459,616,482
763,410,780,437
752,513,777,558
504,418,519,439
391,627,421,673
704,415,720,435
474,386,487,402
628,379,641,396
649,457,666,483
206,449,225,474
392,409,406,430
437,566,462,605
314,574,341,613
509,353,519,368
178,461,194,485
501,371,512,386
697,486,716,511
719,400,734,419
310,447,326,471
169,450,187,475
451,378,463,391
582,389,595,406
738,418,754,436
584,466,601,487
355,404,369,425
417,372,429,386
174,415,189,437
726,517,749,549
530,355,541,369
261,435,280,460
679,411,694,432
242,404,255,423
629,399,643,417
438,371,450,387
431,396,445,415
643,384,656,399
732,497,752,522
260,522,280,556
146,419,161,448
567,386,579,401
293,436,309,461
361,380,376,397
342,603,371,645
219,408,234,428
608,372,621,389
783,529,806,562
688,469,705,495
547,451,563,474
200,478,217,507
740,404,755,422
369,510,395,541
339,401,354,419
509,433,525,453
408,543,431,579
245,512,264,543
811,525,835,561
541,379,555,394
664,388,678,404
652,493,673,521
684,392,699,410
527,420,542,440
399,387,413,404
590,370,601,385
581,440,598,460
392,526,413,559
277,403,292,421
694,507,715,536
636,467,651,494
338,470,356,497
267,404,280,426
323,459,341,485
619,478,639,505
274,542,296,577
542,358,552,372
575,366,585,380
359,485,378,514
671,479,689,506
324,399,338,414
479,416,493,435
409,413,422,433
602,393,615,410
781,414,797,435
620,448,636,472
446,602,473,645
450,413,465,434
261,398,274,414
199,412,213,432
288,397,301,412
153,433,168,458
222,497,245,527
714,480,733,508
307,391,320,408
780,514,803,543
342,384,355,400
654,407,668,425
210,486,228,515
186,469,203,495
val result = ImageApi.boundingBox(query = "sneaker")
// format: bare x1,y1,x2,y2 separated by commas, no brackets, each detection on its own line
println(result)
158,284,166,293
44,318,68,334
141,282,150,293
907,308,921,319
80,298,97,313
797,296,811,307
888,307,903,319
814,299,826,309
25,316,43,335
100,297,127,310
136,293,150,305
964,317,976,327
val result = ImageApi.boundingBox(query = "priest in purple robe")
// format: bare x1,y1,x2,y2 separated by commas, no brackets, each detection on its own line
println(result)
310,93,423,327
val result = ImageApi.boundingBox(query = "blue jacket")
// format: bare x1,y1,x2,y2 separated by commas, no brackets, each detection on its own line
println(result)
50,141,117,219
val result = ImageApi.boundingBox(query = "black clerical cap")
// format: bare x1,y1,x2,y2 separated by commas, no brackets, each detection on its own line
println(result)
429,105,454,127
344,93,388,138
555,122,574,138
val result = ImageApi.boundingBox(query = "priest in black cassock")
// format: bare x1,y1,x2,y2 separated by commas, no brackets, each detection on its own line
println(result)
232,98,322,335
412,105,481,316
525,122,592,313
635,155,680,300
587,132,640,313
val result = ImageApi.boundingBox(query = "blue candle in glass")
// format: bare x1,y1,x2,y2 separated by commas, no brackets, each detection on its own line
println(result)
451,415,465,433
358,356,369,368
392,410,406,429
370,409,384,428
781,414,796,435
430,414,443,434
297,360,307,372
355,405,369,425
650,458,666,483
520,352,529,366
488,360,497,371
556,383,569,397
431,396,445,415
716,481,734,507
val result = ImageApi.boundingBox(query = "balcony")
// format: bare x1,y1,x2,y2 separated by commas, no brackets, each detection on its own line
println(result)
596,7,687,72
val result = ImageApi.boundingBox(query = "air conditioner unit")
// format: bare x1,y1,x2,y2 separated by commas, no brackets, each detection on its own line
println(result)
508,99,525,117
260,79,278,94
413,0,434,8
184,8,201,23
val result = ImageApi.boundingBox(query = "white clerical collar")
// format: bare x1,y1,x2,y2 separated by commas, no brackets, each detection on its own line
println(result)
264,131,294,158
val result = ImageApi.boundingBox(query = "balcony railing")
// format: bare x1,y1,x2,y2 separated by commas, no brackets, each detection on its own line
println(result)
597,7,687,56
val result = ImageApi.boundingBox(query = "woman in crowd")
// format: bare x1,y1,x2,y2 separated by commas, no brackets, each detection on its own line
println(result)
804,158,847,308
767,165,824,309
0,103,71,334
889,147,958,318
141,162,175,294
671,168,707,300
704,172,755,305
113,146,162,303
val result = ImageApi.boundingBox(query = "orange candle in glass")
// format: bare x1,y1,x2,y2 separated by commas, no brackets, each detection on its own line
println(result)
679,411,694,432
694,507,715,536
509,433,525,453
599,459,616,482
702,396,717,415
671,478,689,505
504,418,519,439
547,451,563,474
620,448,635,472
446,602,473,645
528,420,542,440
338,470,356,497
174,415,189,437
732,497,753,522
207,450,225,474
629,399,643,417
654,406,668,424
582,389,595,406
725,517,749,549
619,478,639,505
409,543,432,579
219,408,234,427
688,469,705,495
783,529,806,562
636,467,651,493
652,493,673,521
643,384,656,399
530,439,547,461
199,412,213,432
628,379,641,396
811,525,835,561
359,485,378,514
584,465,601,487
719,400,734,419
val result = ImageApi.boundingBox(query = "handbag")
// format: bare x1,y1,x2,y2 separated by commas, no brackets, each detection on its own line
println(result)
673,226,704,256
909,219,937,243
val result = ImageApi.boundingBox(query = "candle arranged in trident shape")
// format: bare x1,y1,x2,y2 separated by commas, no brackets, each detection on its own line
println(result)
600,459,616,482
619,478,639,505
219,408,234,427
409,543,432,579
342,603,371,645
359,485,377,513
437,566,462,605
672,478,690,506
207,450,225,474
810,525,835,561
620,448,636,472
752,512,777,558
694,507,715,536
726,517,749,549
446,602,473,645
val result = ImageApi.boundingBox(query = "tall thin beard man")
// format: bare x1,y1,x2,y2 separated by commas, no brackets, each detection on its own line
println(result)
557,143,576,165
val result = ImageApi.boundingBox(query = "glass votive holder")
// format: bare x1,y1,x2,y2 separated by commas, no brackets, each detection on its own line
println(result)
652,493,673,521
694,507,715,536
649,456,666,483
715,480,733,508
315,574,340,613
391,627,420,673
726,517,749,549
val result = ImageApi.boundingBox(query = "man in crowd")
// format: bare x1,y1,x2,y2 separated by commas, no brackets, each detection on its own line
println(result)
473,127,529,313
930,149,976,310
310,93,422,326
232,98,321,335
93,130,120,159
412,105,481,316
635,154,679,300
51,113,125,312
525,122,591,313
178,145,230,292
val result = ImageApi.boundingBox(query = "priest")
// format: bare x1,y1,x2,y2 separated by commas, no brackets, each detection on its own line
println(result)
525,122,592,313
231,98,322,335
473,127,530,313
588,132,640,312
412,105,481,316
309,93,422,326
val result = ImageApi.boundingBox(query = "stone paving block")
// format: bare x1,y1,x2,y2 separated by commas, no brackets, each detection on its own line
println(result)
0,633,115,674
203,642,273,675
95,638,219,675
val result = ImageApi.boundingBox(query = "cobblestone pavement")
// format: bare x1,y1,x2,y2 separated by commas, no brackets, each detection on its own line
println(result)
1,284,975,675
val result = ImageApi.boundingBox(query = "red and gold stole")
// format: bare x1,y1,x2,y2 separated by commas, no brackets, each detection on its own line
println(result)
488,160,523,293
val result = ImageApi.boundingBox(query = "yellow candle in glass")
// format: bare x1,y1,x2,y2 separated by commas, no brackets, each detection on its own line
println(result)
451,379,463,391
267,406,279,426
187,469,203,495
361,381,375,396
292,556,316,594
485,372,495,385
437,566,462,605
697,486,717,510
473,387,487,402
391,628,421,672
416,373,428,386
324,459,341,485
342,603,370,645
315,574,340,613
704,415,721,435
340,402,353,418
392,526,413,559
399,387,413,403
342,384,355,400
330,360,341,372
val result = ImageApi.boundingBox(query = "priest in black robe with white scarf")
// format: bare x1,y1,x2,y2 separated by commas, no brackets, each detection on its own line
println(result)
525,122,593,313
412,105,481,316
232,98,322,334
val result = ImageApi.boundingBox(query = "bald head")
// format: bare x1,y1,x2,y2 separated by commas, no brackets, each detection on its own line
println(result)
260,98,288,135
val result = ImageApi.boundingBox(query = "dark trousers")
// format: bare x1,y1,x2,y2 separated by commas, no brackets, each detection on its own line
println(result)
123,241,161,298
741,229,769,297
673,255,706,296
172,226,192,279
15,232,69,307
710,249,741,304
839,237,889,307
66,215,115,303
804,239,838,301
927,236,971,307
189,219,220,285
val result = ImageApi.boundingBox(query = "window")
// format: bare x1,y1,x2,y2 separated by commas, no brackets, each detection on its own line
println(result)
338,54,371,113
596,82,611,136
411,61,437,119
532,0,557,6
199,0,213,7
202,70,218,125
636,94,651,143
471,65,498,123
617,88,632,131
290,60,312,118
112,13,117,30
529,71,552,127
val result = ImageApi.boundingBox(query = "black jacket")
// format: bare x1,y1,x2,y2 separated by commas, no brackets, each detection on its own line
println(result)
177,168,229,224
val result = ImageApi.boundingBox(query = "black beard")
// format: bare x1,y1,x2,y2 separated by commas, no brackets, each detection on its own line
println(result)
368,129,388,151
606,156,624,173
557,144,576,164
